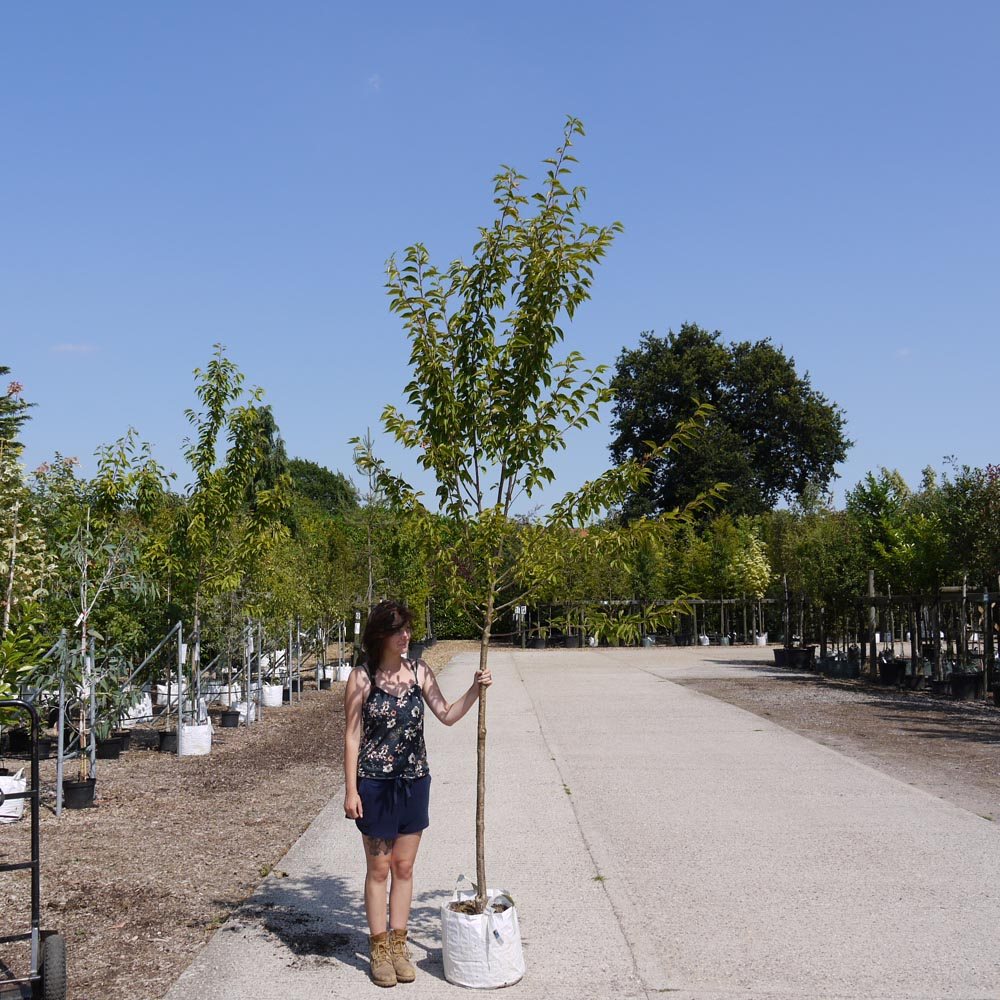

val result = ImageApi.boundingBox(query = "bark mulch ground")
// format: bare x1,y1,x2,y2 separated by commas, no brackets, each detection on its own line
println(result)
0,640,479,1000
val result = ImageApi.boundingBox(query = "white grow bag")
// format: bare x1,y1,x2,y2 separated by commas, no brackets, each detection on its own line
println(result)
261,684,283,708
122,693,153,727
754,632,768,646
235,700,257,724
441,884,525,989
0,769,27,824
178,721,212,757
336,663,353,683
217,685,244,708
155,682,187,706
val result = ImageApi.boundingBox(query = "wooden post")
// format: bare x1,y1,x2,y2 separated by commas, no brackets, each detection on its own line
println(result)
983,590,993,697
868,570,877,677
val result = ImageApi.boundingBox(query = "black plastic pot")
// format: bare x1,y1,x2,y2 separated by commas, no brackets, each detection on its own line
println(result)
563,634,582,648
220,709,240,728
878,660,905,687
409,642,426,660
950,672,981,701
528,637,547,649
930,678,950,696
129,728,159,750
111,729,132,752
158,731,178,753
319,678,332,690
62,778,96,809
8,728,31,754
773,648,789,667
95,737,123,760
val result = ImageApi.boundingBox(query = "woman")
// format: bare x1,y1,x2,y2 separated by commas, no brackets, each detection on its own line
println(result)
343,600,492,987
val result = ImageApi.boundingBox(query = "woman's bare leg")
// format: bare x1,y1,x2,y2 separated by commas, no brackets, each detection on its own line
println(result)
363,836,394,934
388,832,422,930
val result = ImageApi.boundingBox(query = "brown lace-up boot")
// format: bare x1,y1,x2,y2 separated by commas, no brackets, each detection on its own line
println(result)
388,927,416,983
369,931,397,987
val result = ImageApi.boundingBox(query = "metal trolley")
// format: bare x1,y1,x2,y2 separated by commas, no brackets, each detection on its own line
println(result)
0,699,67,1000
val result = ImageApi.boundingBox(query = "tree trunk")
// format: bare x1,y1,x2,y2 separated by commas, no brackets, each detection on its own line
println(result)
475,595,494,913
2,502,18,636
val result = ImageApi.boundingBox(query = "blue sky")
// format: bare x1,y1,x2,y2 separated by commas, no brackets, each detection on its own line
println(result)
3,2,998,511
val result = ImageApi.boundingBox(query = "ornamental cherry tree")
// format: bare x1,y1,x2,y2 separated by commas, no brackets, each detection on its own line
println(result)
356,119,717,911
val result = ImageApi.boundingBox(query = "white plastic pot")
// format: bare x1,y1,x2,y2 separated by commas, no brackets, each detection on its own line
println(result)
218,685,244,708
178,721,212,757
154,682,187,706
261,685,283,708
235,701,257,724
0,769,26,824
122,693,153,726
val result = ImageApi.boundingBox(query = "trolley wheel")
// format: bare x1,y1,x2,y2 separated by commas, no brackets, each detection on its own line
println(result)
39,932,67,1000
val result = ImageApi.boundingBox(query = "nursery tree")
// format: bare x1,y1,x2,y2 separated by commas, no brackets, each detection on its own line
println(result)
153,347,292,645
33,433,169,778
356,119,719,910
0,380,51,636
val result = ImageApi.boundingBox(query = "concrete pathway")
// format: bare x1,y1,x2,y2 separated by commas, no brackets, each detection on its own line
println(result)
164,646,1000,1000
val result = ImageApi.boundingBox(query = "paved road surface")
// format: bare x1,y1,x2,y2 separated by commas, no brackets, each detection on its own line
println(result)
164,646,1000,1000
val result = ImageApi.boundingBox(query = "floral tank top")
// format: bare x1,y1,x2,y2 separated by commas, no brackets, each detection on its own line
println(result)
358,659,430,780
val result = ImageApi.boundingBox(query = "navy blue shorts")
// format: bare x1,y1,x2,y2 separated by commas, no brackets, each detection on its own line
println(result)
356,775,431,840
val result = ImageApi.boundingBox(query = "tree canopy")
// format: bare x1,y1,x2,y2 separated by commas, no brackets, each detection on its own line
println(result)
609,324,851,517
287,457,358,516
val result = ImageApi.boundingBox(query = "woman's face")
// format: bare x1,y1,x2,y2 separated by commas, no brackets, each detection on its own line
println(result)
386,620,412,657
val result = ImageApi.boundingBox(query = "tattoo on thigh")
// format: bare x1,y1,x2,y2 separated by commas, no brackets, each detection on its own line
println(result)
365,836,396,856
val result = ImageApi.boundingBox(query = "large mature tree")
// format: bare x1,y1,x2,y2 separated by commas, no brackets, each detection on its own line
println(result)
288,458,358,517
609,324,850,517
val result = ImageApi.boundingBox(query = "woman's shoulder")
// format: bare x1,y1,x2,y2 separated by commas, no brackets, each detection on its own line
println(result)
349,665,371,687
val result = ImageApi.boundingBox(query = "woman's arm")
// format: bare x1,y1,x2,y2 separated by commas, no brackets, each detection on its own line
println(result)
343,667,368,818
420,660,493,726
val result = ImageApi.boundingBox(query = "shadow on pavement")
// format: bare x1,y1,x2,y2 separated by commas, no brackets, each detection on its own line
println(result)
215,873,452,981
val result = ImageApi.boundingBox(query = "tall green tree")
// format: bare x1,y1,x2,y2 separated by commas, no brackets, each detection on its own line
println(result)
0,378,51,636
288,458,358,517
154,346,292,607
609,324,851,517
356,119,717,910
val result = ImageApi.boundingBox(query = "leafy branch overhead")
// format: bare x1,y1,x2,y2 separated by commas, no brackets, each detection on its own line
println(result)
377,118,623,521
